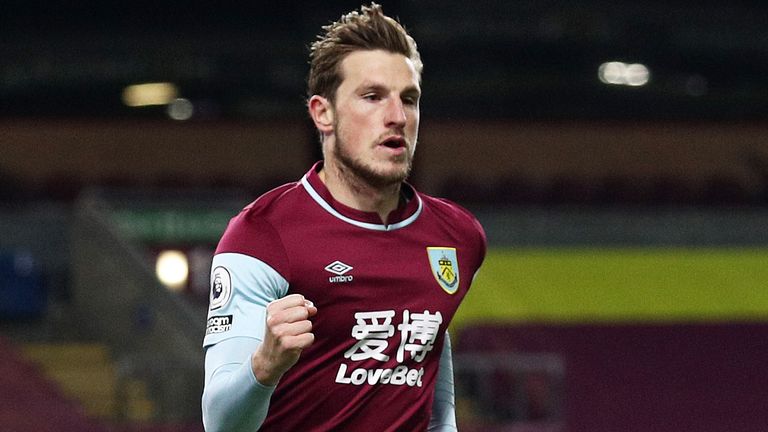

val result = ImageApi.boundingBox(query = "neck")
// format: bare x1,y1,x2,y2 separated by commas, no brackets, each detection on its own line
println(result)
319,160,402,225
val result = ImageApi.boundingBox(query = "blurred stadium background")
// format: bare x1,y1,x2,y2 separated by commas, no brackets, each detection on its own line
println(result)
2,1,768,431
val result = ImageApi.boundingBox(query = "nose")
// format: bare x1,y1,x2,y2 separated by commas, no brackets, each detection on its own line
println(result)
384,98,407,129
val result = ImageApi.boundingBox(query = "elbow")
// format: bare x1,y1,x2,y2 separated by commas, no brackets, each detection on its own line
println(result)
201,371,269,432
202,383,234,432
201,387,218,432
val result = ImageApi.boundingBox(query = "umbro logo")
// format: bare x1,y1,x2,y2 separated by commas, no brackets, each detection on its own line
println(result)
325,260,354,283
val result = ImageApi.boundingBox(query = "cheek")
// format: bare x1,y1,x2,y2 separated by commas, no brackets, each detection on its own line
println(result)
349,108,377,127
408,114,420,134
342,115,377,141
407,108,419,124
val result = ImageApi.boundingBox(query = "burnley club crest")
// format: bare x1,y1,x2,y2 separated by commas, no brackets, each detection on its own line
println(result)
427,247,459,294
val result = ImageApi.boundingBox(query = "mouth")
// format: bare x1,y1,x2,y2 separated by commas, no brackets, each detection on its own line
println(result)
379,136,407,150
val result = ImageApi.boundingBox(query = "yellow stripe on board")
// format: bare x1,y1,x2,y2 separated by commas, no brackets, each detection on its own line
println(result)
451,248,768,331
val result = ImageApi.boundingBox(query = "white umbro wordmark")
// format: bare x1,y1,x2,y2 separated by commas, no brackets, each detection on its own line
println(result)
325,261,354,283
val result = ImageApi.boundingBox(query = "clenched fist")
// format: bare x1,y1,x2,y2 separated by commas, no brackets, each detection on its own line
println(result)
251,294,318,386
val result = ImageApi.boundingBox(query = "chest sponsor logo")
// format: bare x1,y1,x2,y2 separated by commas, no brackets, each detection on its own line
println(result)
206,315,233,335
335,309,443,388
209,266,232,310
325,260,354,283
427,247,460,294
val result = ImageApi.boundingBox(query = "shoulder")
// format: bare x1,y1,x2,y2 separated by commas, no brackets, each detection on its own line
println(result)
418,192,487,253
215,181,305,274
419,193,484,234
244,181,306,219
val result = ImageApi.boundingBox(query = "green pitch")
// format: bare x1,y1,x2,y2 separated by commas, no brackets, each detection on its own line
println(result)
451,247,768,331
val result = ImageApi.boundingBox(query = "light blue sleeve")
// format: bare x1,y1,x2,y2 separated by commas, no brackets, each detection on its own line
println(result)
428,332,458,432
201,253,289,432
203,253,289,348
202,337,275,431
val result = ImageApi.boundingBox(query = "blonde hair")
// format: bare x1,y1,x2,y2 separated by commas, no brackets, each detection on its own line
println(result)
307,3,422,103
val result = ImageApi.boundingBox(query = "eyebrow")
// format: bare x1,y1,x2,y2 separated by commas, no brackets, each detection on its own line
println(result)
357,82,421,97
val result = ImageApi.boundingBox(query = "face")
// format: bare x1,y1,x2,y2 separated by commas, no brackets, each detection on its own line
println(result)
328,49,421,187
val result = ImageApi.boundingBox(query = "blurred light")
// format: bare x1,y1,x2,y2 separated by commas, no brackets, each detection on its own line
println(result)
598,61,650,87
122,82,178,107
155,250,188,291
599,62,625,85
624,64,650,86
167,98,194,120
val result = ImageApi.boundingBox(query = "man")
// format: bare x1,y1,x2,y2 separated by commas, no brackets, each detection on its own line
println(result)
202,3,486,431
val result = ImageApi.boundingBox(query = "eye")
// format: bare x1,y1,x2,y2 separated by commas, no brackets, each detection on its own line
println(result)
363,93,382,101
402,96,419,106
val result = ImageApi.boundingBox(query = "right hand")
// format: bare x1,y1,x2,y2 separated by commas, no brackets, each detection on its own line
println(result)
251,294,317,386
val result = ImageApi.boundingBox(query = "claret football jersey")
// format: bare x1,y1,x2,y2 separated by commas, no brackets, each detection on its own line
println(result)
204,161,486,431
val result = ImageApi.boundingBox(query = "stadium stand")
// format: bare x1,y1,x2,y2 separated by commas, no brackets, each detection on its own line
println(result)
0,335,107,432
455,323,768,432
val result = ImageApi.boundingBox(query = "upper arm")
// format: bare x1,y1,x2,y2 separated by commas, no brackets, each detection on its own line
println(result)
203,252,289,349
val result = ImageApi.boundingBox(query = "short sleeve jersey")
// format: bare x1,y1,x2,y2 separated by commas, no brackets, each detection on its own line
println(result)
204,162,486,431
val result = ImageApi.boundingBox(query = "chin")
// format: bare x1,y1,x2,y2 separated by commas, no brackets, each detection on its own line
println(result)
375,166,411,184
358,164,410,187
333,144,412,187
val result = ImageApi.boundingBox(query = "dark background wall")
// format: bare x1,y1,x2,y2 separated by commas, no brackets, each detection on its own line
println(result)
4,119,768,206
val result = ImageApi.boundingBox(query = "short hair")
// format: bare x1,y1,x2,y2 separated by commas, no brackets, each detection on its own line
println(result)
307,3,423,103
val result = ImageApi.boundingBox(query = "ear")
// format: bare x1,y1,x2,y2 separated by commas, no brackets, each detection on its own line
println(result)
308,95,334,135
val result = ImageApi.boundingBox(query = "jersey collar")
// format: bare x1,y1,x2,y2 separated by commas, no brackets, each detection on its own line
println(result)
300,161,422,231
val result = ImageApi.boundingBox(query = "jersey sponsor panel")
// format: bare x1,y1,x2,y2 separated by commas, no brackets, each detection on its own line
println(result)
335,309,442,387
335,363,425,387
